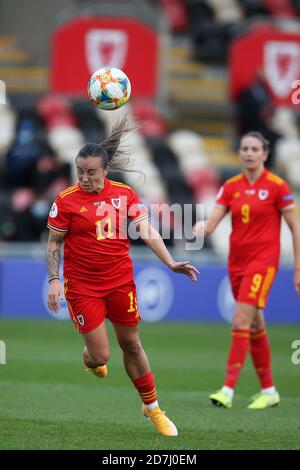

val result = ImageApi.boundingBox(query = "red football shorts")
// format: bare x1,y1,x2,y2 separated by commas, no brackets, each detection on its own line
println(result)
229,266,277,309
66,282,140,334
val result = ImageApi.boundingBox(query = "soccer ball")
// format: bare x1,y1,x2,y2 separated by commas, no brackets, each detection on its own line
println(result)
87,67,131,110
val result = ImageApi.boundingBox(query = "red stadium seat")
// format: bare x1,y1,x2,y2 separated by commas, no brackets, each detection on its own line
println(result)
37,94,71,121
131,100,167,138
141,119,167,139
263,0,297,17
185,167,220,200
47,113,77,130
38,94,78,130
159,0,188,33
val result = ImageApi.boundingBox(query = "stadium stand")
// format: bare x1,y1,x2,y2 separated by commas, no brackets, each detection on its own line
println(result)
0,0,299,256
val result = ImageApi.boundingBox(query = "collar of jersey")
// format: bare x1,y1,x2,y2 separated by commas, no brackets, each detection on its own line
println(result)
243,168,268,187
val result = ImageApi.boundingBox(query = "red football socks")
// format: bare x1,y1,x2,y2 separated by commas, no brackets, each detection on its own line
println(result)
133,371,157,405
250,329,273,388
224,329,250,388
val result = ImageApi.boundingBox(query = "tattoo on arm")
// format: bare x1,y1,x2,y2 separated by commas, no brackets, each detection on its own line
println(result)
48,232,65,243
46,231,65,279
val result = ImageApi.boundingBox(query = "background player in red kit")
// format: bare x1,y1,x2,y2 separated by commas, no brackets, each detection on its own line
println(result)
194,132,300,409
46,115,199,436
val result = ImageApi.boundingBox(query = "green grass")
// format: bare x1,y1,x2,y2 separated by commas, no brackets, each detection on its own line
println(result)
0,319,299,450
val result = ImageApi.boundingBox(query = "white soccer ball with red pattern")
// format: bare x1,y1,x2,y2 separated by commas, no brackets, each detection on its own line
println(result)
87,67,131,110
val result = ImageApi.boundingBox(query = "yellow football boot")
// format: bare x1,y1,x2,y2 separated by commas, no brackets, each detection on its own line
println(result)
85,364,108,378
209,389,232,408
142,404,178,436
247,391,280,409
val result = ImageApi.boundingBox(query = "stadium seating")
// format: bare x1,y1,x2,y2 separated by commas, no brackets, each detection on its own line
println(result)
158,0,188,33
0,2,299,254
263,0,297,17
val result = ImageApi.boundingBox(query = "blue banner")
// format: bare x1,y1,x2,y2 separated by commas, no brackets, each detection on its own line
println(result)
0,258,299,323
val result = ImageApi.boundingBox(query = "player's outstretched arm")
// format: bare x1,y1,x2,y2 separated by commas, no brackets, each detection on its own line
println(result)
193,206,227,237
283,209,300,296
138,219,199,282
46,231,65,312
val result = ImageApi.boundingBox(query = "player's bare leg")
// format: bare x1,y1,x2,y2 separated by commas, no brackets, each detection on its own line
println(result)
113,324,149,379
113,323,177,436
250,309,266,332
82,321,109,378
232,302,258,330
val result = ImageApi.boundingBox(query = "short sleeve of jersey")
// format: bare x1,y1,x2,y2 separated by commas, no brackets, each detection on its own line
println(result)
127,189,148,223
276,181,295,211
216,184,230,209
47,196,72,234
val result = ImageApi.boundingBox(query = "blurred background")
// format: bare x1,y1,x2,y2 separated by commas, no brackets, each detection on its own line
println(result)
1,0,300,323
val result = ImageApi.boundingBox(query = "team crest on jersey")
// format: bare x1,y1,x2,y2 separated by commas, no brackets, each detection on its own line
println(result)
258,189,269,200
76,315,85,326
111,198,121,209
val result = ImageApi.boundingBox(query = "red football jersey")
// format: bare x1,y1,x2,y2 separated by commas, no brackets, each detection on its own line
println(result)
216,169,295,273
47,179,148,297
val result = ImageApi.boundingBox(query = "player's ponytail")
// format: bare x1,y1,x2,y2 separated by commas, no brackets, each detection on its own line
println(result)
100,114,139,171
76,114,141,174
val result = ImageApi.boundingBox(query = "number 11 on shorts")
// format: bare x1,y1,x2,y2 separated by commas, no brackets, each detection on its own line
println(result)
128,291,137,313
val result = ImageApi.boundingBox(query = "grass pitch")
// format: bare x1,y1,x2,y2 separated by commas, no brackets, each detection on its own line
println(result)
0,319,299,450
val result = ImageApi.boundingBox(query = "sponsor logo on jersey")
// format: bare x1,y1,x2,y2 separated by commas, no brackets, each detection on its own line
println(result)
49,202,58,218
248,292,257,299
258,189,269,200
93,201,106,206
76,315,85,326
111,198,121,209
233,191,240,198
80,206,88,213
245,189,256,196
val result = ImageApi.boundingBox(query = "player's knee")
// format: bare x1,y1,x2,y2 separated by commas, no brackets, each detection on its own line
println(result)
119,339,142,357
250,319,261,332
88,353,110,368
250,324,266,334
232,320,249,330
232,305,254,329
250,316,266,332
83,347,109,367
232,314,250,330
